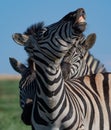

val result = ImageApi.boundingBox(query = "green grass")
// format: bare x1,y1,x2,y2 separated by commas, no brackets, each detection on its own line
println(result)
0,80,31,130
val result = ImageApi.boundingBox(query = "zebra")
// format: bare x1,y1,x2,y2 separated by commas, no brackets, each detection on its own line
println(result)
9,32,106,110
11,8,111,130
8,34,97,124
9,33,95,126
9,57,36,125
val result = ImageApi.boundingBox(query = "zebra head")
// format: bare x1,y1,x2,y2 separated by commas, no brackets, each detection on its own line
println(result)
61,33,97,79
9,57,36,109
12,8,86,67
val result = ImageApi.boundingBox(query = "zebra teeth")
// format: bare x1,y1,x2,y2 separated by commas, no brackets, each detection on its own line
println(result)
78,16,85,23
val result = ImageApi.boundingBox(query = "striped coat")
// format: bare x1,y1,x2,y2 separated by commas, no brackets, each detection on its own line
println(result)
10,8,110,130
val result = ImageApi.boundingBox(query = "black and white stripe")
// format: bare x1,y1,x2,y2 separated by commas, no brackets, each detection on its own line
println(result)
10,8,110,130
64,51,106,79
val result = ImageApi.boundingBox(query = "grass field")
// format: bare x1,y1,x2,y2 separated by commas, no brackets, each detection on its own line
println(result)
0,79,31,130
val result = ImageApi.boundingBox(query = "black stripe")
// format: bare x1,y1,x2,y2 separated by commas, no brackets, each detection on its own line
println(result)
82,76,104,130
89,74,99,96
33,97,48,126
103,73,110,129
36,85,65,113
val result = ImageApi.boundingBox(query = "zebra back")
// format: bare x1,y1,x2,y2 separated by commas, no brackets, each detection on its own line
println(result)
84,51,106,73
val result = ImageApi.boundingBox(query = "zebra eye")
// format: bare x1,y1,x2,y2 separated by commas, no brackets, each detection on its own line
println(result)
37,29,49,40
43,30,49,37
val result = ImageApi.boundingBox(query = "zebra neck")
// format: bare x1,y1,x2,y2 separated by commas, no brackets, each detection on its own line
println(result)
31,56,66,108
36,63,63,88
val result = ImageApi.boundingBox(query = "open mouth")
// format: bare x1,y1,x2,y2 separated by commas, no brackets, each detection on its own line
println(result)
75,10,86,25
74,8,86,33
75,13,86,24
78,15,86,23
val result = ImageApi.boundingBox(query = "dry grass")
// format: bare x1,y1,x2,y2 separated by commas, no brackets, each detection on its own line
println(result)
0,74,21,81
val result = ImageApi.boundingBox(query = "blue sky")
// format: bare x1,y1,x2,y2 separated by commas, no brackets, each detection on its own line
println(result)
1,0,111,74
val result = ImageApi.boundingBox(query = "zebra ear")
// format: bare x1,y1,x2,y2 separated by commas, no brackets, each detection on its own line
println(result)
83,33,96,50
12,33,29,46
9,57,27,74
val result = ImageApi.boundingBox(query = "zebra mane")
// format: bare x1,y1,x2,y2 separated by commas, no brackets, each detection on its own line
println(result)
84,51,107,73
24,22,45,40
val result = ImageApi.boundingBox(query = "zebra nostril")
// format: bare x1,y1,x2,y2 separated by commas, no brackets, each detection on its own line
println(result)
82,10,85,15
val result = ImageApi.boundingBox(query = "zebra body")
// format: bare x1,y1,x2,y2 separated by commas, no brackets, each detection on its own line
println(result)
65,72,111,130
11,8,110,130
10,57,111,130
